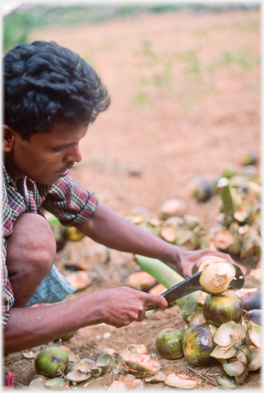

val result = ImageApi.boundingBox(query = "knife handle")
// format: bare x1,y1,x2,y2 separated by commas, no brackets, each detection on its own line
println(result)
145,304,159,311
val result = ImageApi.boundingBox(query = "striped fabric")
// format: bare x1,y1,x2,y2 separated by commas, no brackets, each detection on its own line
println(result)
2,163,98,327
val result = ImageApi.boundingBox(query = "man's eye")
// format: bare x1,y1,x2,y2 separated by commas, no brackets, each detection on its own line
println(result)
53,147,64,152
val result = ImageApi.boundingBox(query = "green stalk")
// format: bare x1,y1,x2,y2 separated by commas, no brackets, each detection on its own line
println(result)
217,177,237,216
134,255,199,322
45,212,62,228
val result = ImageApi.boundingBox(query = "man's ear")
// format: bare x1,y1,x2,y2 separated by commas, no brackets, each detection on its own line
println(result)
3,125,16,153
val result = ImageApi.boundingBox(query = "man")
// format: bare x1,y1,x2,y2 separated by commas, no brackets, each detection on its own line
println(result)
3,41,234,356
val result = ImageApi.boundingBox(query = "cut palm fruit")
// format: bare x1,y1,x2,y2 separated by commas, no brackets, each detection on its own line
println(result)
159,198,187,220
165,372,201,389
127,271,157,292
199,262,236,294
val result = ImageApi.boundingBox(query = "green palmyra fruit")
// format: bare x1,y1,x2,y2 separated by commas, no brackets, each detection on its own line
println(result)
156,328,183,360
203,292,244,327
182,323,217,366
35,346,69,378
189,176,213,203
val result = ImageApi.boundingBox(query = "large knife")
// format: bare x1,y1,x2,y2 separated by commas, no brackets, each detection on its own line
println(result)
145,263,245,311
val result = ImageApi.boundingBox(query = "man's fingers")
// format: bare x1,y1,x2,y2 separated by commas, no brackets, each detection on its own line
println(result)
136,308,145,322
145,294,168,310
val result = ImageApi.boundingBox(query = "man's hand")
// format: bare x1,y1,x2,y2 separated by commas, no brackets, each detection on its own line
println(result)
97,287,168,328
4,287,167,353
174,248,236,278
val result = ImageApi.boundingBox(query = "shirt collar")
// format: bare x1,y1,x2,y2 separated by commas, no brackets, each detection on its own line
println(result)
2,162,15,186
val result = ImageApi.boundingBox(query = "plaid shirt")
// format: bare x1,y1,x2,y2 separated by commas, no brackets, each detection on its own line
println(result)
2,163,98,327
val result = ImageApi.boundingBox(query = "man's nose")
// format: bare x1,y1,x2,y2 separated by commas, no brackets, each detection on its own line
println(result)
68,145,82,163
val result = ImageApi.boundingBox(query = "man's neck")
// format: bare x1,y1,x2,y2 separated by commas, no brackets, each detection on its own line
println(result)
4,153,24,183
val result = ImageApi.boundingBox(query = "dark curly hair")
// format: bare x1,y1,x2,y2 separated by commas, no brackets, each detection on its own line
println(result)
4,40,111,140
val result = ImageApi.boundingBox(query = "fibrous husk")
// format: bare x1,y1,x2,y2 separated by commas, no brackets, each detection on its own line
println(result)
123,353,161,374
183,215,200,230
211,227,241,255
22,350,39,359
159,198,187,220
222,351,248,384
217,376,237,389
216,213,234,228
66,369,92,383
213,321,246,348
57,345,80,363
126,344,148,355
240,165,259,182
142,215,163,237
175,229,195,250
244,267,261,289
165,372,201,389
108,380,126,391
210,344,237,360
233,201,252,224
97,348,117,357
240,227,261,258
191,225,211,250
145,370,166,383
127,272,157,292
109,375,143,390
159,217,184,243
231,288,261,311
29,376,48,390
121,377,144,390
69,358,103,378
127,207,150,224
240,181,261,202
43,377,70,389
243,309,262,327
65,271,93,290
64,244,110,270
96,353,116,374
247,322,262,349
250,203,261,224
248,345,262,371
189,309,206,326
148,283,167,295
71,358,97,373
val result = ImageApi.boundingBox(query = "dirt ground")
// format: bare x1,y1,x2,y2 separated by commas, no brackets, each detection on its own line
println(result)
4,8,261,391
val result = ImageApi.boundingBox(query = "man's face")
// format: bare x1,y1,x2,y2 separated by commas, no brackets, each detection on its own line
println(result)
5,122,88,185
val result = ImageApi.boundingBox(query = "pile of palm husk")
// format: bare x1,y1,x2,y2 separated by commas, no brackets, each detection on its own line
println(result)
127,151,261,261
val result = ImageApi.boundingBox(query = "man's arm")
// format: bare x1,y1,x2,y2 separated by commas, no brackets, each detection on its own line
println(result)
4,287,167,353
76,201,235,278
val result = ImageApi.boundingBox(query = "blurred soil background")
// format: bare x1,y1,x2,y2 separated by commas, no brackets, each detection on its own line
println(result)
3,3,261,391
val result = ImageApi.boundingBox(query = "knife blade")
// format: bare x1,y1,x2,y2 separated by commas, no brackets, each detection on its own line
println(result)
145,262,245,311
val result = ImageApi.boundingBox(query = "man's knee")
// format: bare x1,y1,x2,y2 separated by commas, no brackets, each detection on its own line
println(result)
6,213,56,277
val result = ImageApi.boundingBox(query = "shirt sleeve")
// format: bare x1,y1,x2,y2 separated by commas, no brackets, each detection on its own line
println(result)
41,172,98,226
